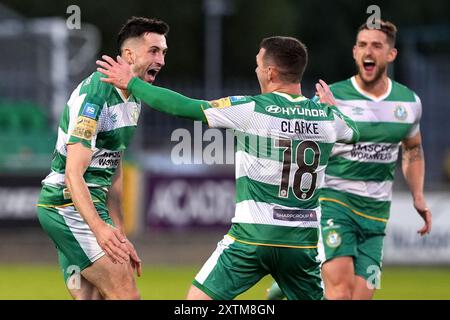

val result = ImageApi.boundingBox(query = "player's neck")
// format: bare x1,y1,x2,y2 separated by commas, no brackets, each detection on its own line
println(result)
120,89,130,100
355,74,390,98
267,82,302,96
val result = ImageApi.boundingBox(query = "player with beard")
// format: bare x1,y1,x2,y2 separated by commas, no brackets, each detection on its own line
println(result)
267,19,432,300
96,35,362,300
37,17,168,299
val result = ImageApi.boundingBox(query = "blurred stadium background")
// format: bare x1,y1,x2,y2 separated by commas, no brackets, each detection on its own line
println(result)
0,0,449,299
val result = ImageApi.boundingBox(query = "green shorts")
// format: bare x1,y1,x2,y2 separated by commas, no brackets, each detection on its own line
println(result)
320,199,386,283
193,235,323,300
37,205,113,283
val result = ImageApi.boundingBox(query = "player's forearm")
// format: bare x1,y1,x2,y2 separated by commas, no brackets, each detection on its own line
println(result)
128,77,207,122
402,144,425,200
65,172,104,231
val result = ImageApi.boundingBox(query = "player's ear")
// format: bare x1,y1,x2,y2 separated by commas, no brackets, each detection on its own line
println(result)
352,45,357,61
122,47,135,65
267,66,275,82
387,47,397,63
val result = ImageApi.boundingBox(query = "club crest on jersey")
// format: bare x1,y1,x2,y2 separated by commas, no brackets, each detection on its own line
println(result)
81,103,100,119
326,230,342,248
209,97,232,109
394,105,408,121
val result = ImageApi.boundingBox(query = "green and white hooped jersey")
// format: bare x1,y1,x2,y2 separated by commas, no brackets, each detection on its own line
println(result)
322,77,422,222
203,92,359,247
38,72,141,207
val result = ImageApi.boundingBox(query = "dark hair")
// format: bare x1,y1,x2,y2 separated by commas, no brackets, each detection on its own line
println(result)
117,17,169,53
357,19,397,47
259,36,308,83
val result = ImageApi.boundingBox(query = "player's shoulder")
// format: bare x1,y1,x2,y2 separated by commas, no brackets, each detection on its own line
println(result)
208,95,254,109
311,100,343,121
328,78,359,99
79,71,115,98
253,91,311,105
254,91,329,110
329,78,352,90
388,79,420,103
304,95,349,120
228,95,254,105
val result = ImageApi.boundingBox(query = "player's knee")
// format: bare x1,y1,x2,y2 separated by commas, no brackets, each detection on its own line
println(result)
324,277,354,300
70,291,85,300
69,282,103,300
70,289,102,300
113,281,140,300
101,275,140,300
325,285,353,300
120,290,140,300
104,287,140,300
90,289,105,300
118,289,140,300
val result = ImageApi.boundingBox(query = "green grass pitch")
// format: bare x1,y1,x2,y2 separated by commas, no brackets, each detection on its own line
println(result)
1,264,450,299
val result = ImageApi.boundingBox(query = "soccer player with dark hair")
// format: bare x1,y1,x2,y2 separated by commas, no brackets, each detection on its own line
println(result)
268,19,432,300
97,35,359,300
37,17,169,299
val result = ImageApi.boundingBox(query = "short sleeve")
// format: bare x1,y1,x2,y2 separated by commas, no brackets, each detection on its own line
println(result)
406,94,422,138
202,95,256,130
67,73,110,150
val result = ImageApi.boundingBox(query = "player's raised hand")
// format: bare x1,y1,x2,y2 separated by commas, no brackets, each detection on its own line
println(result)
315,79,337,106
414,198,432,236
92,222,130,264
97,55,134,90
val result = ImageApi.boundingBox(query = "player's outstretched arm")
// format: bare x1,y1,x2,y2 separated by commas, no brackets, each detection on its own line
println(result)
127,76,207,122
97,55,207,122
401,132,432,236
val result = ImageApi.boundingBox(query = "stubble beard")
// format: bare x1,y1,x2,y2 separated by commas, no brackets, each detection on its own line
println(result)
356,62,387,87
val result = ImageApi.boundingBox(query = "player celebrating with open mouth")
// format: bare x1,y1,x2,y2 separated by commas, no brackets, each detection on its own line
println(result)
97,36,360,300
37,17,169,300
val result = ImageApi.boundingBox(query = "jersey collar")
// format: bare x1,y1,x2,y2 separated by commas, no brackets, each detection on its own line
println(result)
350,76,392,102
116,87,132,103
273,91,307,102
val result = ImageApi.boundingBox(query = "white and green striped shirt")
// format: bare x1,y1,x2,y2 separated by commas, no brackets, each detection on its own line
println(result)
38,72,141,207
322,76,422,222
203,92,359,247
